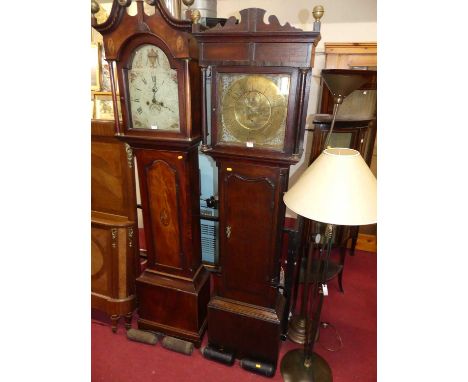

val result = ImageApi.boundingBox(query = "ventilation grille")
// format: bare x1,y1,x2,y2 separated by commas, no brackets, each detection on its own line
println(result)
201,219,218,264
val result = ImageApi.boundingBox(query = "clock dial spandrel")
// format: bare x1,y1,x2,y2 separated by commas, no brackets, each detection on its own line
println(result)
218,74,290,150
128,44,180,131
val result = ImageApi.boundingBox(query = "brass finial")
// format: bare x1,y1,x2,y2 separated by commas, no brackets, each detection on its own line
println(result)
182,0,195,8
183,0,195,21
191,9,201,24
312,5,324,32
91,0,100,15
312,5,324,22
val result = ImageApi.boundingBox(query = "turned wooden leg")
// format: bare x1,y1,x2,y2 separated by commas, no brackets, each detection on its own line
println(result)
350,226,359,256
338,245,347,293
124,312,133,330
110,314,120,333
338,270,344,293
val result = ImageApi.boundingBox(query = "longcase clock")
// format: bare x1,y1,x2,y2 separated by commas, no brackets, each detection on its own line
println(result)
194,8,320,364
93,0,209,346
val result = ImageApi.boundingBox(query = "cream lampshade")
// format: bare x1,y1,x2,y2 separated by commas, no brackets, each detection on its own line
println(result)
284,148,377,226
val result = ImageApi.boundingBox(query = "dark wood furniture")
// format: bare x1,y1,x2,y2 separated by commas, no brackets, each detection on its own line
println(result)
93,0,209,346
308,116,375,259
91,119,139,332
194,8,320,365
318,69,377,167
322,44,378,190
281,220,304,339
302,69,377,292
309,116,374,166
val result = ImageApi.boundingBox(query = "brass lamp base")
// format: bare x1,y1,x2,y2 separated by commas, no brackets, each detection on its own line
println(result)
288,315,322,344
280,349,332,382
288,315,307,344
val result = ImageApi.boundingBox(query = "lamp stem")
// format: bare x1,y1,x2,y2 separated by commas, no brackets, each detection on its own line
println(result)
323,102,341,149
301,236,316,321
303,224,334,367
321,224,334,289
297,233,316,363
304,281,324,366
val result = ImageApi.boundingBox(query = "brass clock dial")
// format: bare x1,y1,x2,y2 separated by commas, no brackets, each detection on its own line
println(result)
218,74,290,150
127,44,180,131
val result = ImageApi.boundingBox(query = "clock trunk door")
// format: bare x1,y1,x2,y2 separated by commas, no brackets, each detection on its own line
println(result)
219,163,282,308
135,149,201,278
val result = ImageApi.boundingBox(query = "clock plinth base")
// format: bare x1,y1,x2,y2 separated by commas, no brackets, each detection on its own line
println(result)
136,266,210,347
207,295,285,365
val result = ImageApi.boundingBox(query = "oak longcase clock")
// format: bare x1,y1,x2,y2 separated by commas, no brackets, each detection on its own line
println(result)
194,8,320,365
93,0,209,346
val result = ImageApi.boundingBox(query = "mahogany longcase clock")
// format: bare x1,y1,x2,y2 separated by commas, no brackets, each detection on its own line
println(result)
194,9,320,365
93,0,209,346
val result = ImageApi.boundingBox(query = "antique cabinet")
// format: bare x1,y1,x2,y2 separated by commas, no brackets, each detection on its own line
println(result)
300,69,377,259
318,69,377,167
194,8,320,365
93,0,209,346
91,119,139,332
309,117,374,168
316,68,377,251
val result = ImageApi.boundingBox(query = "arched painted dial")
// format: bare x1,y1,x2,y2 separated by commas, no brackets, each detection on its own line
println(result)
128,44,180,131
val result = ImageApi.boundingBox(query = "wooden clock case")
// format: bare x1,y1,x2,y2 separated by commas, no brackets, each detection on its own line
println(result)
93,0,209,346
194,9,320,364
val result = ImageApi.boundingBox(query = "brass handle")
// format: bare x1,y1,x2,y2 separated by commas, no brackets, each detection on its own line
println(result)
226,226,232,239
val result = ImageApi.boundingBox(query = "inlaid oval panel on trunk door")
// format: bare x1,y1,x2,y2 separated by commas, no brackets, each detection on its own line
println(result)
146,160,183,270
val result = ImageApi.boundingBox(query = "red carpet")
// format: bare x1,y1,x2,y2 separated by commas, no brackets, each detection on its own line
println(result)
92,249,376,381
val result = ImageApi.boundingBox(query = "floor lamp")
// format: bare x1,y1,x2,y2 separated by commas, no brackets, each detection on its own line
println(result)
288,70,369,345
280,147,377,382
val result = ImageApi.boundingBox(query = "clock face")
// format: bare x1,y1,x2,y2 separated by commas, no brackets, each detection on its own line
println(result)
218,73,290,150
127,44,180,131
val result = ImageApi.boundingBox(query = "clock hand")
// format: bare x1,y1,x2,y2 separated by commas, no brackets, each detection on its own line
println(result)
151,80,160,104
152,98,173,113
160,102,173,113
151,74,160,98
152,80,163,94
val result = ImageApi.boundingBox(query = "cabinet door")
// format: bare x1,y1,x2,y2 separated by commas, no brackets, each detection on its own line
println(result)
91,225,113,298
91,120,138,223
218,162,286,307
135,149,201,278
91,219,135,302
